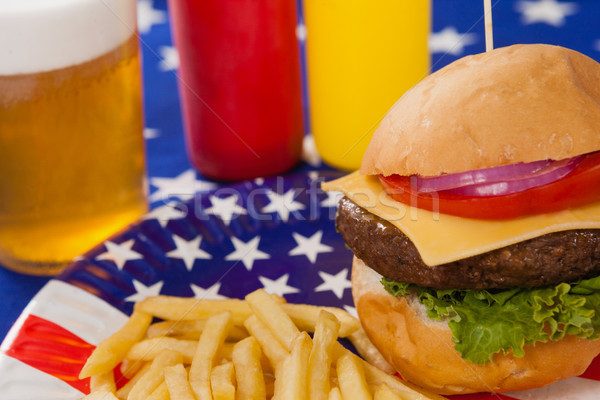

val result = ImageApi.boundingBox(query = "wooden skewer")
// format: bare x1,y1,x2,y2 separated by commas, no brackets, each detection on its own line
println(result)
484,0,494,51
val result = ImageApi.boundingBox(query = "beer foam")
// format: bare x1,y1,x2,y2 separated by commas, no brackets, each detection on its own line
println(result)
0,0,137,75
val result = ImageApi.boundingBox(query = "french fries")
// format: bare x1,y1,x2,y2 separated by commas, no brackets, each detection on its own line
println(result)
80,289,446,400
336,353,372,400
272,332,312,400
243,315,289,371
328,387,343,400
164,363,196,400
348,327,395,375
127,337,197,362
210,362,236,400
189,312,232,400
232,337,266,400
90,370,116,394
245,289,301,351
308,310,340,400
116,362,151,399
146,381,169,400
374,384,404,400
128,349,182,400
79,308,152,378
147,320,248,342
137,295,359,338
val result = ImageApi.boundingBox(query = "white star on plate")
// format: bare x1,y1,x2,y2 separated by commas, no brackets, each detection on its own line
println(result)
225,236,270,271
515,0,578,27
320,190,343,208
96,239,143,270
158,46,180,71
315,269,352,300
258,274,300,297
205,195,247,226
261,189,305,222
302,134,321,167
191,282,227,300
125,279,164,302
429,26,478,56
594,39,600,52
137,0,167,34
149,169,217,203
142,201,188,228
288,231,333,264
143,128,160,139
167,235,212,271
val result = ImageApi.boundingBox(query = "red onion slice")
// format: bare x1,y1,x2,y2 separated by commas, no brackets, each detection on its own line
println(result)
415,159,553,192
444,156,584,197
412,155,585,197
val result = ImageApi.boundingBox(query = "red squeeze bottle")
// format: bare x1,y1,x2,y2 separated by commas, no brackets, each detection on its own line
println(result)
168,0,304,181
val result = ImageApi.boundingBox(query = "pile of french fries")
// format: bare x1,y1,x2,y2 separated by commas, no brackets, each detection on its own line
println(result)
80,289,445,400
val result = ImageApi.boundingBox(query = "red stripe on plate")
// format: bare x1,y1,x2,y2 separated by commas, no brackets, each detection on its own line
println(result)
4,314,94,393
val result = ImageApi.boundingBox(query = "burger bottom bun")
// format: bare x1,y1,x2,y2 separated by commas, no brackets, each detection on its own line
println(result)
351,256,600,395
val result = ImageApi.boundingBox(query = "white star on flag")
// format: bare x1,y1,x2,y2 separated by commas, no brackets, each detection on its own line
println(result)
167,235,212,271
315,269,352,300
320,190,343,208
191,282,227,300
142,201,188,228
289,231,333,264
205,195,247,226
125,279,164,302
258,274,300,297
137,0,167,34
225,236,270,271
262,189,305,222
158,46,180,71
429,26,478,56
149,169,217,202
96,239,143,270
515,0,578,27
143,128,161,139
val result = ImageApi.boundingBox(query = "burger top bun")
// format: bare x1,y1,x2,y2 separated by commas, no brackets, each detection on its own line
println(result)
360,44,600,177
351,256,600,395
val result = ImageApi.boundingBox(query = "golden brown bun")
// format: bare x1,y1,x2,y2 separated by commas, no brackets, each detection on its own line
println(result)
361,44,600,177
351,256,600,395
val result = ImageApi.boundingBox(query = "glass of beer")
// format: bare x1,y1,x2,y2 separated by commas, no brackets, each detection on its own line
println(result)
0,0,147,275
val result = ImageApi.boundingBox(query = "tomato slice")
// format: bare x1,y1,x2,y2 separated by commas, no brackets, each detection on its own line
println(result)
379,152,600,220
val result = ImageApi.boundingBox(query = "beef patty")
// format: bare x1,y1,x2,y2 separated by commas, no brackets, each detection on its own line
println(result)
336,196,600,290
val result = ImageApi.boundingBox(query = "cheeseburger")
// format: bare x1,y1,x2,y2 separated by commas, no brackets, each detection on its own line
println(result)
322,44,600,395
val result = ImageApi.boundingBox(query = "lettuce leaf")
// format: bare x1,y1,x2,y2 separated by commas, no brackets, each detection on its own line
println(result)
382,275,600,365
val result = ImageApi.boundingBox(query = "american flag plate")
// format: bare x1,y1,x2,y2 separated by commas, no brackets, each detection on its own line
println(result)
0,171,599,400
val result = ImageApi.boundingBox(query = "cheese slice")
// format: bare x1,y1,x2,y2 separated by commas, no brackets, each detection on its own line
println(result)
322,171,600,266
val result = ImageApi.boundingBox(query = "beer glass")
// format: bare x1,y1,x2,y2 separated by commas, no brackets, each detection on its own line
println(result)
0,0,147,275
